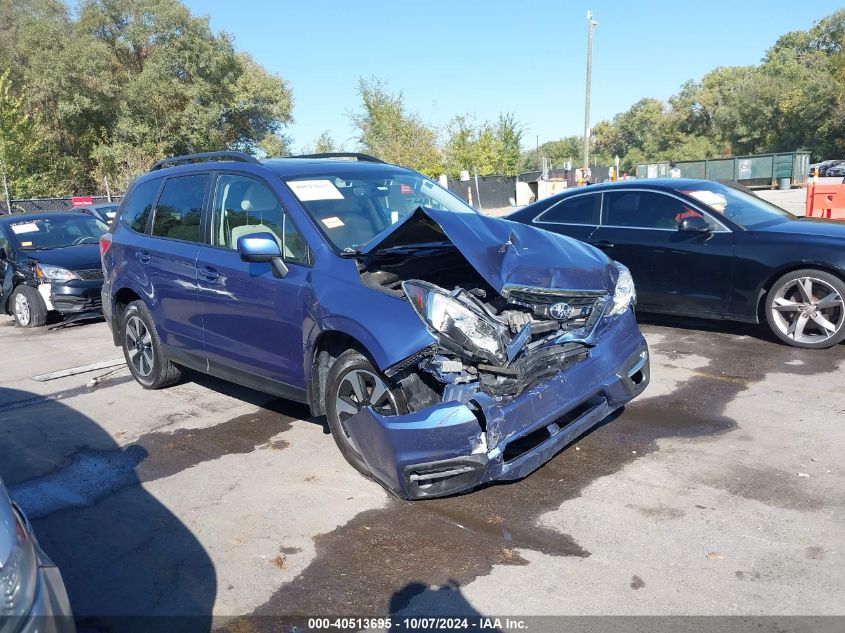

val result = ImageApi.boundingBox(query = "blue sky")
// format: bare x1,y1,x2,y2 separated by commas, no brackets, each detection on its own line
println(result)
184,0,836,151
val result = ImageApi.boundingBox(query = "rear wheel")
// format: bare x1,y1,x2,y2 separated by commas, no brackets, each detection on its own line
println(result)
11,286,47,328
121,300,182,388
765,269,845,349
324,350,406,476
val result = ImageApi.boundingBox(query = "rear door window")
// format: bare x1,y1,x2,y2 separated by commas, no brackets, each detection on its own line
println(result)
151,174,210,243
603,191,704,229
119,178,162,233
537,195,599,225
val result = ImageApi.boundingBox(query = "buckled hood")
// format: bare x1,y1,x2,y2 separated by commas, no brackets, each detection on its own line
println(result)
358,207,615,293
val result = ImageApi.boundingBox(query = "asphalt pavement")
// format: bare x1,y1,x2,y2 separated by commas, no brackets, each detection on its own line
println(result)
0,315,843,628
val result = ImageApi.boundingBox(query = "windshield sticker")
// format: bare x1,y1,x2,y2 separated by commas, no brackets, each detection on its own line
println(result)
20,241,33,247
10,222,41,235
321,216,345,229
288,179,344,202
684,190,727,212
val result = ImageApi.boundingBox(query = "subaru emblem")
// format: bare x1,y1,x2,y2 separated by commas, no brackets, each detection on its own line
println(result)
549,302,574,320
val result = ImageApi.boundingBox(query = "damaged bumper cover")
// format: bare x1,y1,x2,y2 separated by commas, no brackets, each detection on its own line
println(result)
347,311,649,499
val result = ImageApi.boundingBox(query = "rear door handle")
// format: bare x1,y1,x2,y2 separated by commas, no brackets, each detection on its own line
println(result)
135,250,151,264
200,266,219,282
590,240,614,249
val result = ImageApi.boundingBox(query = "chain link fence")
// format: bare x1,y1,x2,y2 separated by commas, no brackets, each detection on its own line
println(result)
2,195,124,215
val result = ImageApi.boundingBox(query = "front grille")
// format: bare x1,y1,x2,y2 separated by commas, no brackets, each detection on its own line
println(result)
504,285,608,333
75,269,104,280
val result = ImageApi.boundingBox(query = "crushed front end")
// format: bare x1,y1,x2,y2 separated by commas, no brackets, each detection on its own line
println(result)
345,206,649,499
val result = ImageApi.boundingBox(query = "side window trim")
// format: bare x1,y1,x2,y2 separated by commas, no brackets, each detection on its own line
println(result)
598,188,731,232
142,178,165,235
532,192,600,226
149,172,212,244
208,170,314,267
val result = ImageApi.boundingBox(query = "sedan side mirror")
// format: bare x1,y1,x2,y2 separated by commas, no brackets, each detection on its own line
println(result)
678,215,712,232
236,232,288,278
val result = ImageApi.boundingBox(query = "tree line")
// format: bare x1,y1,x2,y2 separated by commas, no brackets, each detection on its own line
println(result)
0,2,842,200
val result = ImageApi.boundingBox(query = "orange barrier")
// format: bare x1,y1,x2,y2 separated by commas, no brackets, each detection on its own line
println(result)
806,180,845,220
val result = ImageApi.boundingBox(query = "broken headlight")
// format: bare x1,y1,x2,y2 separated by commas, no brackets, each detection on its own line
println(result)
608,261,636,317
403,280,507,364
35,263,79,282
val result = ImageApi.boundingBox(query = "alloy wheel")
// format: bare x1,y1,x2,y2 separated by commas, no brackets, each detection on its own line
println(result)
770,276,845,345
125,315,154,377
14,293,31,326
334,368,397,434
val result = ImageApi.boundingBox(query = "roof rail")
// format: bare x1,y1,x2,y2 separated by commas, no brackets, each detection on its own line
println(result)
290,152,384,163
150,151,261,171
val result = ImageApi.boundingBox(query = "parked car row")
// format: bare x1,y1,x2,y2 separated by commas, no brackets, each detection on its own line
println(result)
809,159,845,177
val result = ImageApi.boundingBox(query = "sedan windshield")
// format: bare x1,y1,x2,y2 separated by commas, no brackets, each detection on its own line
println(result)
7,215,108,249
680,182,794,229
285,170,475,252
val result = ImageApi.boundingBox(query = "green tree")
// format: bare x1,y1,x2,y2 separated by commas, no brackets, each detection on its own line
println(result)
349,77,441,176
0,0,294,194
0,70,56,198
494,113,524,176
300,131,337,155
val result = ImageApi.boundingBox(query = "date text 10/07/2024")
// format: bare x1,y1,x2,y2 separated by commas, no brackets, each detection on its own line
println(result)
307,618,529,630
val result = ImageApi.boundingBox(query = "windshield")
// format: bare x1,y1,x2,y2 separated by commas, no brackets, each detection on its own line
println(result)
285,170,475,252
680,181,794,228
7,215,108,249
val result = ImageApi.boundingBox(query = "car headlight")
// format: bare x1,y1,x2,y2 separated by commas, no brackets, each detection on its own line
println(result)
403,280,507,364
35,263,78,282
608,262,636,317
1,505,38,618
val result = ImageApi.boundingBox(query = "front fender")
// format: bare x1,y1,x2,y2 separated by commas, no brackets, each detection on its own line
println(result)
308,314,434,373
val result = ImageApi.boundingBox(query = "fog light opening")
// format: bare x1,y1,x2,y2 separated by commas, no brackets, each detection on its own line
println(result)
629,369,645,386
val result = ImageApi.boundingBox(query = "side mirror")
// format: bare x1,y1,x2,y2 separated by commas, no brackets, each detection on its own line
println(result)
236,232,288,278
678,215,712,232
0,247,6,261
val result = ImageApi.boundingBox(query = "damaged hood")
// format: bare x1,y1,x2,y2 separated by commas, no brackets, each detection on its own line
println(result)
358,207,615,293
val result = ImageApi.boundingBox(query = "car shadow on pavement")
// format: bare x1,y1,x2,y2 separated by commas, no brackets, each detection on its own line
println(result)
389,581,501,631
179,368,329,433
0,386,217,633
636,312,786,345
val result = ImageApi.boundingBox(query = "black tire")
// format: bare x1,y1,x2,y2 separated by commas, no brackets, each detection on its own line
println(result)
764,269,845,349
10,285,47,328
324,350,407,476
121,300,182,389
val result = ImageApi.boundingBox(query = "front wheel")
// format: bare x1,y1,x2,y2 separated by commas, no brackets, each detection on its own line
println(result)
324,350,407,476
765,269,845,349
121,300,182,388
11,286,47,328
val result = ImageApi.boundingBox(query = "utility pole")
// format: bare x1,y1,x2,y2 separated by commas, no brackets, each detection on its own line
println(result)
582,10,597,171
0,162,10,215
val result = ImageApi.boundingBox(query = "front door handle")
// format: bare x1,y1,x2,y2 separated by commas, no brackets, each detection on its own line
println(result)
135,250,151,264
200,266,219,282
590,240,615,249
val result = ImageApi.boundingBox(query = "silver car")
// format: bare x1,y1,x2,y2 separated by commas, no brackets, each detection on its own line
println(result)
0,477,74,633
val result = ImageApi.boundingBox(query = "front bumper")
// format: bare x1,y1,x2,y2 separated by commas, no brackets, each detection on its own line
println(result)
41,280,103,315
348,311,649,499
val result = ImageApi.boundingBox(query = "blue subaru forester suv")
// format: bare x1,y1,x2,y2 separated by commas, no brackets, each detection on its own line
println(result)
101,151,649,499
